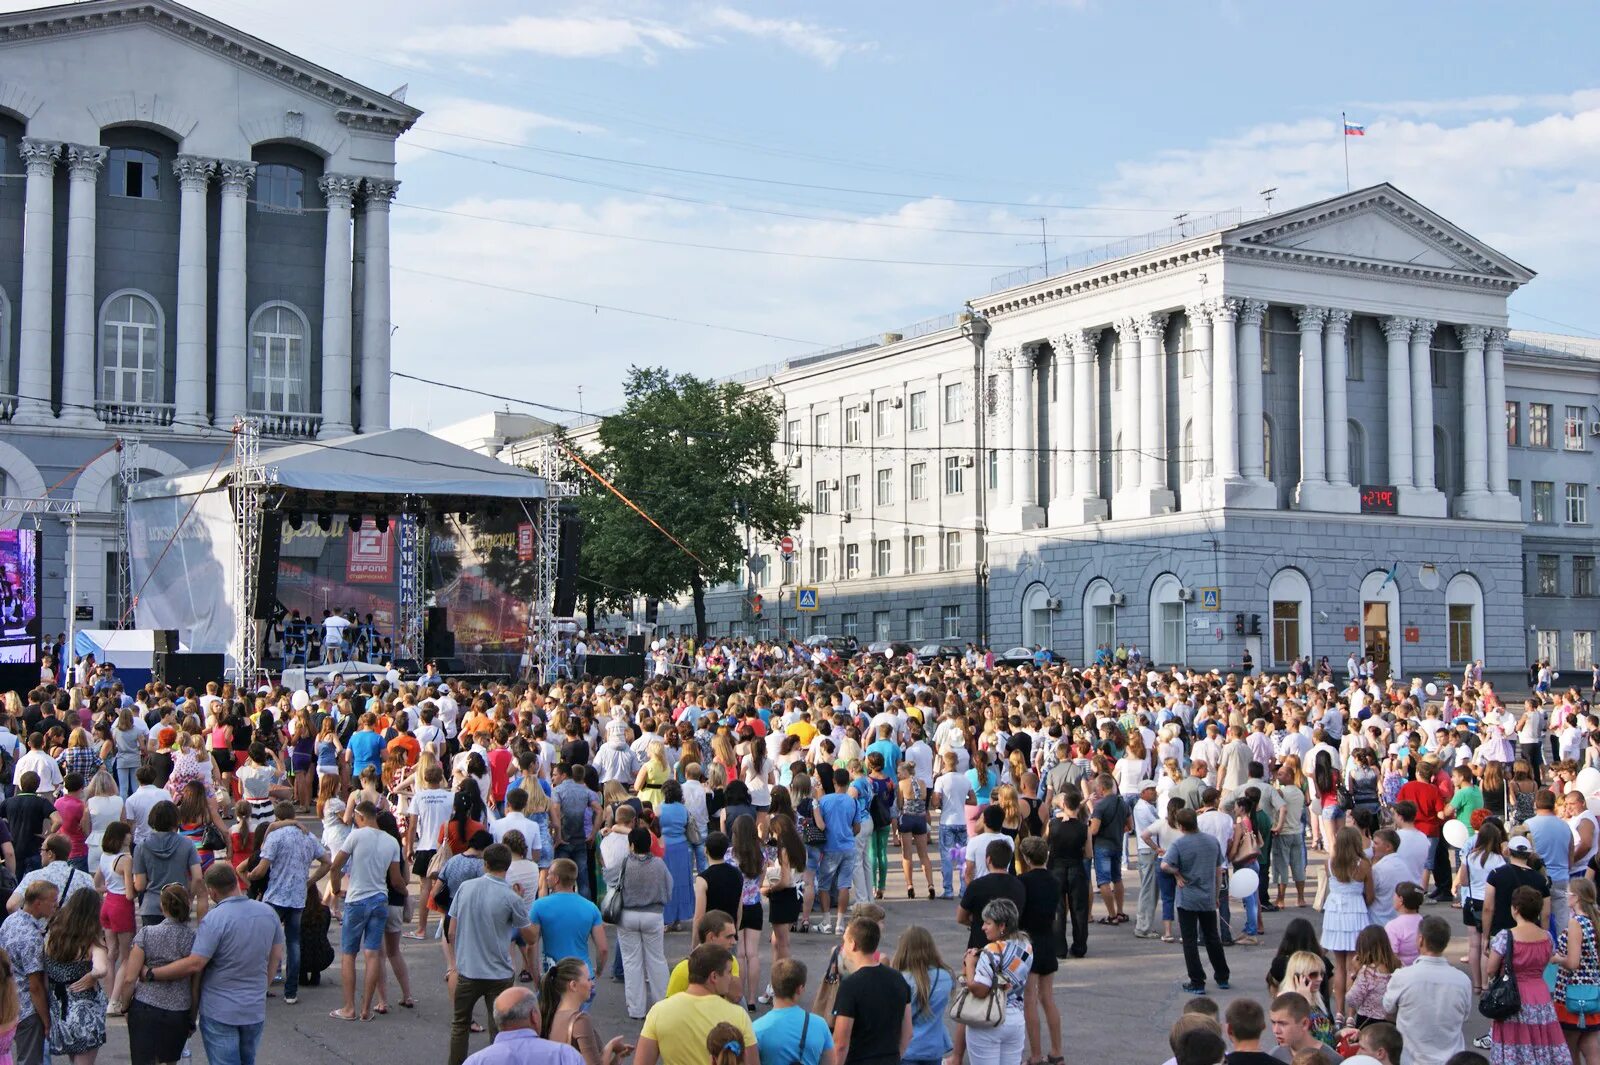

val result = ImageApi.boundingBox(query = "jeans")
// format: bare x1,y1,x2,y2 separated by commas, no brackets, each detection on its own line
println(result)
1428,834,1455,900
1234,859,1260,935
1092,843,1122,886
1157,868,1177,921
272,904,303,997
816,850,856,896
1135,850,1160,934
556,842,592,901
939,824,968,896
617,910,669,1019
115,764,138,798
868,826,890,893
851,826,871,902
198,1015,266,1065
449,975,512,1065
1053,859,1091,958
689,841,707,876
1177,907,1230,989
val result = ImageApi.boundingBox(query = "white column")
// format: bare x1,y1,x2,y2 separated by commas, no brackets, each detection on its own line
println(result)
60,145,105,427
359,178,397,433
1185,301,1213,505
1014,347,1037,509
1070,328,1107,522
1237,299,1269,485
14,139,62,423
1453,324,1492,518
1138,313,1168,492
1210,298,1242,486
1049,334,1073,503
1114,318,1141,494
1324,310,1352,486
1407,318,1446,517
1293,305,1329,508
992,346,1016,507
172,156,215,430
1382,316,1415,489
214,161,254,426
1485,327,1513,507
319,174,360,437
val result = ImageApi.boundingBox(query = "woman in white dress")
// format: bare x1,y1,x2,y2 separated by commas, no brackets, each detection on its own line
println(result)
83,770,124,870
1320,826,1375,1024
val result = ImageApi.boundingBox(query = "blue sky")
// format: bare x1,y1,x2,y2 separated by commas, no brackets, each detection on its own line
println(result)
17,0,1600,426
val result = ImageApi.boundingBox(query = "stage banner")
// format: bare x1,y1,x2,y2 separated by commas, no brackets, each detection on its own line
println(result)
128,487,238,657
276,517,398,642
428,513,536,674
346,527,395,583
0,530,40,664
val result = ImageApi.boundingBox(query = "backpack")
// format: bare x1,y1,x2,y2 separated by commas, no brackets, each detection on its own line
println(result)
868,777,894,831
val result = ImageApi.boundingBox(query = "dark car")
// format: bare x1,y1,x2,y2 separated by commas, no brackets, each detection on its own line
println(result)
804,634,859,655
865,640,915,661
996,645,1059,667
914,642,964,664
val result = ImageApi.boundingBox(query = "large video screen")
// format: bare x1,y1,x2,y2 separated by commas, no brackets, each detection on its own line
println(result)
428,513,536,674
274,518,398,658
0,529,40,664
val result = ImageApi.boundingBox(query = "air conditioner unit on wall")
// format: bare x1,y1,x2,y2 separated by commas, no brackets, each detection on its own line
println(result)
788,454,803,467
892,396,904,408
857,401,871,412
1176,587,1195,602
961,455,975,467
1590,421,1600,436
1109,593,1127,607
1046,597,1062,611
828,480,839,491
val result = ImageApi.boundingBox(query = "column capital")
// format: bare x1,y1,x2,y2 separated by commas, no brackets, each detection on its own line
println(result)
1323,308,1353,332
1184,301,1212,326
1382,315,1414,342
320,173,361,208
1410,318,1437,342
991,344,1021,368
1207,296,1240,323
64,144,106,179
1486,327,1510,347
363,177,400,207
1455,324,1487,350
217,160,257,193
1136,312,1169,339
1238,298,1267,326
1114,317,1141,343
18,138,61,176
1074,327,1102,354
1295,305,1329,331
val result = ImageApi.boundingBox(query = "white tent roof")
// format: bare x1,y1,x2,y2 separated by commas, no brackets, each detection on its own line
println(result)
132,427,547,502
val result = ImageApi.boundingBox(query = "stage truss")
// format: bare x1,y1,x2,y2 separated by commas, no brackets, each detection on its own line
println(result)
397,512,425,664
528,444,578,684
230,419,278,688
114,437,142,628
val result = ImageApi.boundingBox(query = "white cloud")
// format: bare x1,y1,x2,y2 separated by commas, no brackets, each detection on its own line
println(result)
702,7,864,66
398,98,601,162
400,15,695,60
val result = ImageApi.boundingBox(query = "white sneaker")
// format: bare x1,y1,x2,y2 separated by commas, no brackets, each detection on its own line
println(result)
815,921,832,934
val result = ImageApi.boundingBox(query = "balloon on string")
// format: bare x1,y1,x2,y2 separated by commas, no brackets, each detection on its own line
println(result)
1227,867,1259,899
290,690,310,711
1424,683,1438,697
1442,819,1470,849
385,669,401,685
1575,767,1600,798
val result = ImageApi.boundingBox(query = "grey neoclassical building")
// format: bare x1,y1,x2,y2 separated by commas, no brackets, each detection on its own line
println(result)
0,0,418,630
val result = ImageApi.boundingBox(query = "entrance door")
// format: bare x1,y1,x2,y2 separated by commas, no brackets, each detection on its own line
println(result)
1363,601,1391,684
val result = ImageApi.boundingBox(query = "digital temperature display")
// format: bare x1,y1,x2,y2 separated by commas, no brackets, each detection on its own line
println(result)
1359,485,1398,514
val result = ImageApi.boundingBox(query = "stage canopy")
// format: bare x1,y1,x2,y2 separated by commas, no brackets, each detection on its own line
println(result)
127,428,549,659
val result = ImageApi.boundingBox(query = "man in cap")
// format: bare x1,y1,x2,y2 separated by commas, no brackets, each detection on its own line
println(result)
1132,779,1164,939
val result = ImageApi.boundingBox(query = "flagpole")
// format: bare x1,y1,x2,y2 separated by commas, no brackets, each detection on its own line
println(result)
1342,111,1351,192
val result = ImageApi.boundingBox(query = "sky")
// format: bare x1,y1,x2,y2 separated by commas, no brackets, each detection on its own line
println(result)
21,0,1600,429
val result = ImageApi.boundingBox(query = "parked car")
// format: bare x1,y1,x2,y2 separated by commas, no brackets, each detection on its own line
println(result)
996,645,1061,666
914,642,964,664
804,633,859,655
865,640,916,660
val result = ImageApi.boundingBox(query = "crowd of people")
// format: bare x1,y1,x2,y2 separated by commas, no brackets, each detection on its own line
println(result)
0,640,1590,1065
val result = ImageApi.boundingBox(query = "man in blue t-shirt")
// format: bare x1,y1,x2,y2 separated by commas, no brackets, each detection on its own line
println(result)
752,959,833,1065
864,723,900,779
812,769,860,933
346,713,385,778
526,856,608,983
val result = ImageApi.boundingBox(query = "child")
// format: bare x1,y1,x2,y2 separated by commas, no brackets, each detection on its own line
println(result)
1343,925,1401,1029
1386,882,1425,966
95,820,136,1014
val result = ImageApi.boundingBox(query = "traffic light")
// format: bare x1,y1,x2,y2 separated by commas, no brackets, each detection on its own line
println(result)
751,594,763,617
1233,613,1245,635
1249,613,1262,635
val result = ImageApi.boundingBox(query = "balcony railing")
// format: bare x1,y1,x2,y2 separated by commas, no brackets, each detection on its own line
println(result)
95,400,175,427
249,410,322,439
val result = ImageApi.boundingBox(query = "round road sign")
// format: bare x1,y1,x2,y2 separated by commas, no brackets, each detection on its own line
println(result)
779,535,796,559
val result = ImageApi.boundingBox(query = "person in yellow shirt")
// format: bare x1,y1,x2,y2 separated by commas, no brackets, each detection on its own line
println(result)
636,945,757,1065
665,910,741,1000
785,714,818,749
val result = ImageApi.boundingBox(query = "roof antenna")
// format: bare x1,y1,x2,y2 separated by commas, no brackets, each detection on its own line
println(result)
1173,212,1189,237
1260,187,1278,213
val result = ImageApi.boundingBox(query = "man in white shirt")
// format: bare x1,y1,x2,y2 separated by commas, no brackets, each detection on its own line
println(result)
322,611,350,664
124,767,168,848
1382,914,1471,1065
1392,802,1431,885
1131,781,1163,939
903,726,935,790
1368,829,1410,924
13,736,60,795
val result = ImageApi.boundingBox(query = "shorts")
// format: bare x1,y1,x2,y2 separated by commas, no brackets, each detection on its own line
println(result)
340,894,388,954
100,890,135,934
805,846,822,877
386,904,404,934
898,814,929,835
413,849,436,879
290,753,313,774
768,886,801,925
317,765,340,777
1093,844,1122,886
816,850,856,893
740,902,765,932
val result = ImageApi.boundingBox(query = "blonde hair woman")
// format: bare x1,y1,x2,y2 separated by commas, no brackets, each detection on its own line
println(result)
634,740,670,810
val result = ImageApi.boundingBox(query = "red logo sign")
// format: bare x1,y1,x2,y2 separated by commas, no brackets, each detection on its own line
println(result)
1403,626,1420,644
1343,626,1360,642
346,528,395,583
517,523,535,562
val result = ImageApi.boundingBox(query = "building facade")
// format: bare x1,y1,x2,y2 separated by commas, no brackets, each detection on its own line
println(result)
0,0,418,630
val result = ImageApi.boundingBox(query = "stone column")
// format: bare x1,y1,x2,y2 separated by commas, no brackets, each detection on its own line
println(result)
1382,316,1415,489
992,346,1017,507
1014,346,1037,509
214,161,255,426
1114,318,1142,496
1485,327,1515,511
1070,328,1106,522
1324,310,1352,486
319,174,360,437
1407,318,1446,517
1049,333,1073,503
60,145,106,427
1293,306,1329,508
1210,298,1242,488
173,156,216,430
1185,302,1214,503
360,178,397,433
1237,300,1269,487
1453,324,1492,518
1138,313,1168,494
14,139,62,424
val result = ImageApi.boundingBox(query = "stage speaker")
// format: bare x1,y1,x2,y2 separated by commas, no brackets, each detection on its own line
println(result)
0,664,38,699
153,630,179,654
424,606,455,660
159,652,224,690
553,503,583,617
583,652,645,679
626,633,647,655
252,520,282,620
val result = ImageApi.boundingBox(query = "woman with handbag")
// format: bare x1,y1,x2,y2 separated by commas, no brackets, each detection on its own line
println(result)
957,897,1033,1065
1484,884,1570,1064
1229,790,1266,946
1554,878,1600,1063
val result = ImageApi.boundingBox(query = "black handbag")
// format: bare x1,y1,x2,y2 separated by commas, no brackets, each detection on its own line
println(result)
1479,937,1523,1020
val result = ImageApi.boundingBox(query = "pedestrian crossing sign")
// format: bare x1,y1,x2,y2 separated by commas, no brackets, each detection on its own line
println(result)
1200,587,1221,610
795,587,820,612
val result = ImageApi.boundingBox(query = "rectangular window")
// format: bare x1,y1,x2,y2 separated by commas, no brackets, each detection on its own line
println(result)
805,615,823,638
758,554,772,587
785,420,801,457
909,462,927,501
1575,556,1595,597
1567,483,1589,525
1530,403,1552,447
1430,347,1446,388
1576,632,1596,672
941,605,961,639
987,449,998,490
813,479,832,514
943,531,962,570
875,468,893,507
906,608,925,641
812,546,829,582
813,413,831,446
875,399,893,438
873,611,890,641
1093,605,1115,651
1160,603,1184,665
758,618,774,642
844,406,862,444
1538,554,1560,595
1347,325,1363,380
1533,481,1555,523
844,543,860,579
1448,604,1474,667
1271,601,1300,666
910,535,926,574
1567,406,1587,451
874,539,892,577
1537,629,1560,666
909,392,927,431
944,457,964,495
782,556,797,585
1506,403,1520,447
844,474,861,512
841,613,858,640
944,382,965,423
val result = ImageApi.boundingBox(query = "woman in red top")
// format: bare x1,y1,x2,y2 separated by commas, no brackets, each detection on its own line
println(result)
439,784,486,854
1395,756,1451,901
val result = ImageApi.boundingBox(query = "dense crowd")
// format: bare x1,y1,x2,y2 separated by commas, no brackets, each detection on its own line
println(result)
0,641,1592,1065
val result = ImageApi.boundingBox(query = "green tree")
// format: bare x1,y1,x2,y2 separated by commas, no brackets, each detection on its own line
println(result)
574,366,803,638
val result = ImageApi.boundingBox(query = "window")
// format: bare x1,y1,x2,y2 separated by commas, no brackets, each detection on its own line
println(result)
1430,347,1446,388
941,605,961,639
944,457,964,495
1271,601,1301,666
1533,481,1555,523
1260,316,1273,373
843,474,860,511
1348,421,1366,485
757,554,772,587
874,539,892,577
1182,421,1194,481
873,611,890,641
1506,403,1520,447
1160,603,1185,665
875,399,893,438
987,450,998,490
813,479,832,514
985,375,999,417
1262,416,1274,481
1538,554,1560,595
907,608,925,641
943,382,964,422
1448,604,1474,667
255,164,304,212
99,291,162,404
805,615,822,638
1537,629,1560,665
108,148,159,199
813,413,831,446
910,462,927,501
782,555,797,585
247,303,309,415
1530,403,1551,447
942,531,962,570
875,468,893,506
812,547,829,582
1567,406,1587,451
845,543,860,579
785,419,801,457
758,619,775,641
1347,326,1363,380
1576,632,1596,671
1509,478,1522,500
1575,556,1595,597
910,535,926,573
841,613,858,640
844,406,862,444
909,391,927,431
1568,483,1589,525
786,484,800,506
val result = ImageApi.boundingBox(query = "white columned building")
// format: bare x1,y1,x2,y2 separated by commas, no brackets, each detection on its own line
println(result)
318,173,359,437
172,155,214,430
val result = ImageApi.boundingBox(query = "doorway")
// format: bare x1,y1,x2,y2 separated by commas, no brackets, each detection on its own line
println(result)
1363,601,1391,683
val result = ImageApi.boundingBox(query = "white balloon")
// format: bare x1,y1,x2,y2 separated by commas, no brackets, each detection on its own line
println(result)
1227,867,1259,899
1442,819,1470,849
290,690,309,711
1576,767,1600,798
1424,682,1438,697
1554,671,1562,681
385,669,401,684
651,640,662,652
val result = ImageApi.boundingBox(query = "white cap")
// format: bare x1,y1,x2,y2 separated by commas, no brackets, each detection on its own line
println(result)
1139,779,1159,791
1508,835,1534,854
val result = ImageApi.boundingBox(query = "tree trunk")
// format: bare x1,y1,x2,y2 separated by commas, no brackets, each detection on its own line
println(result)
691,570,707,642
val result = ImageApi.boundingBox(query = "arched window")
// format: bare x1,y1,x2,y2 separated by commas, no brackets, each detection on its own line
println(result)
98,291,163,405
1262,415,1274,480
1446,573,1485,667
1267,567,1311,667
248,303,310,415
1359,568,1402,679
1082,578,1116,663
255,164,304,213
1348,420,1366,485
108,148,160,199
1182,420,1194,482
1021,582,1053,649
1434,427,1451,497
1149,573,1185,666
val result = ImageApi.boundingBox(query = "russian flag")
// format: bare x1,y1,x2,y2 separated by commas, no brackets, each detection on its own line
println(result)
1343,120,1366,136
